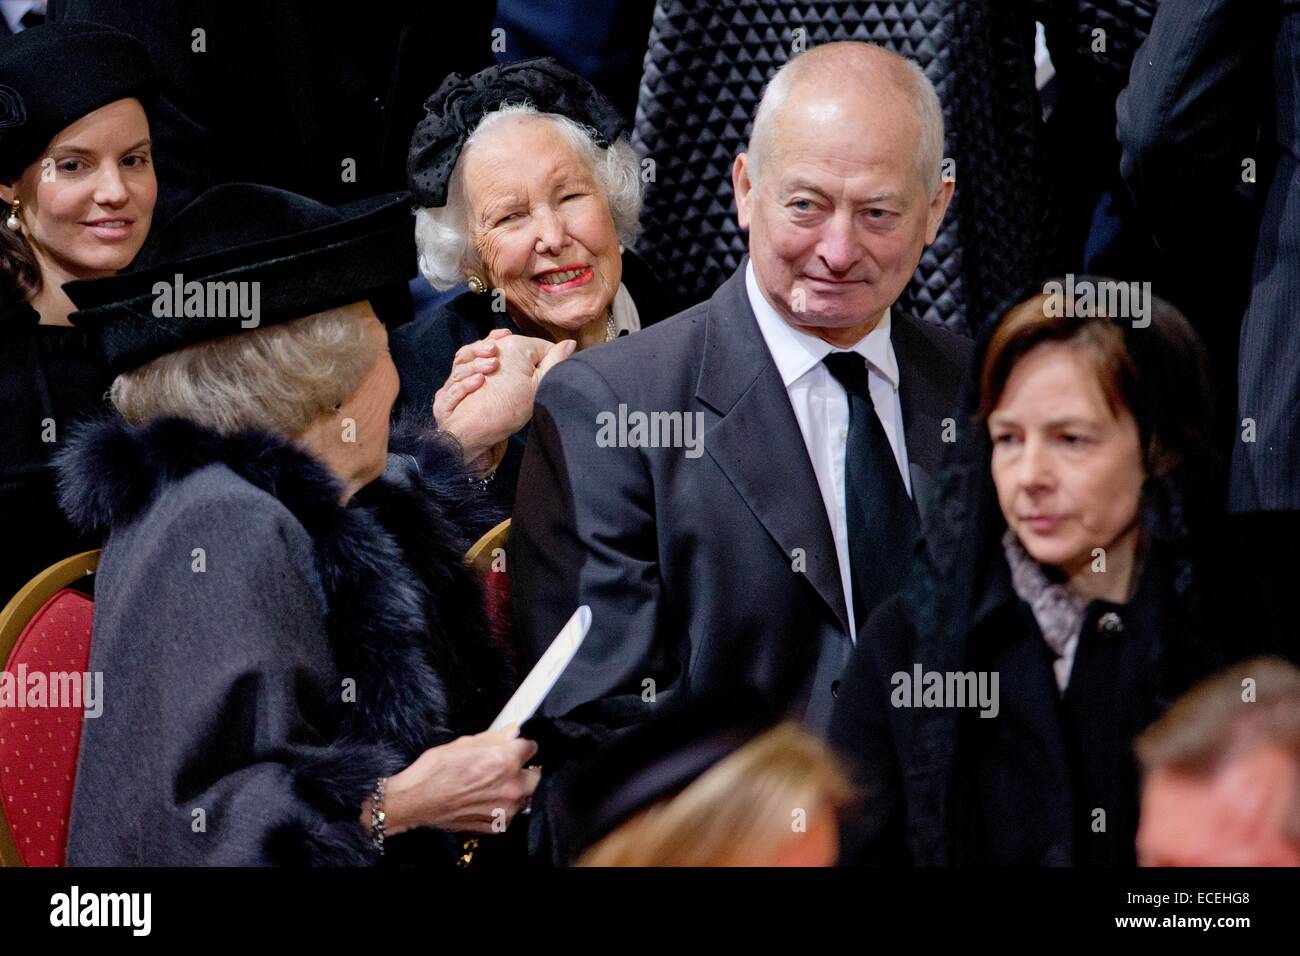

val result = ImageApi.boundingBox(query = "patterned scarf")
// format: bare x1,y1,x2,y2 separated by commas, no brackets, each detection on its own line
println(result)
1002,529,1087,693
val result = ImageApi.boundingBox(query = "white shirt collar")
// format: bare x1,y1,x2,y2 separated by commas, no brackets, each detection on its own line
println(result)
609,282,641,336
745,260,898,389
1,1,42,33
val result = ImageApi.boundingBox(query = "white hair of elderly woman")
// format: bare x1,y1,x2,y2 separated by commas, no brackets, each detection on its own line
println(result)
414,103,644,292
110,306,377,438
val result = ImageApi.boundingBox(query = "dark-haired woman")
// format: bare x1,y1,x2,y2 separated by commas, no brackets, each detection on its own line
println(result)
0,22,156,601
829,284,1234,866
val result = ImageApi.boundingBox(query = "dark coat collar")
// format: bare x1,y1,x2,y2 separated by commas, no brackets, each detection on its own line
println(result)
694,258,770,415
55,415,513,759
891,312,963,520
0,298,40,336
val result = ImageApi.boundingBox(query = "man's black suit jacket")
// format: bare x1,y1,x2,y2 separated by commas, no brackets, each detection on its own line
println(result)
510,262,972,735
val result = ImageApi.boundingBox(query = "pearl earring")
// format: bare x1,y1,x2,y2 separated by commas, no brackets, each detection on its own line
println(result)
467,275,487,294
5,198,20,232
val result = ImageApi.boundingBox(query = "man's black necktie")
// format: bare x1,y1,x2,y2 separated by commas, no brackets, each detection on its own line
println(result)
20,9,45,29
822,352,918,631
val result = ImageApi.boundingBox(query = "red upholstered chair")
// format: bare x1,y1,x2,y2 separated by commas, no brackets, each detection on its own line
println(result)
464,518,515,670
0,550,99,867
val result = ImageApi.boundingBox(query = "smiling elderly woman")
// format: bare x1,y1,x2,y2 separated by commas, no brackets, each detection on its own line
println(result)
56,184,538,867
390,59,676,511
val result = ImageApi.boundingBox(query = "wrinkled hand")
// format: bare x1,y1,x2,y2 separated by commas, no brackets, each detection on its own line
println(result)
435,329,575,469
432,328,514,428
382,728,541,836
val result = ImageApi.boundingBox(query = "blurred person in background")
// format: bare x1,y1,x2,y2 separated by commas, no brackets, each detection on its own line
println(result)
493,0,656,122
1136,656,1300,867
51,0,502,333
562,694,855,867
50,0,498,221
1118,0,1300,664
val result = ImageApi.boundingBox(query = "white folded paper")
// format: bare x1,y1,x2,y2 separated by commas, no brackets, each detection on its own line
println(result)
489,605,591,732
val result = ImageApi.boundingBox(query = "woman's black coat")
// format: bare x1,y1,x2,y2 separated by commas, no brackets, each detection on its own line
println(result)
55,415,513,866
830,534,1228,867
0,300,113,603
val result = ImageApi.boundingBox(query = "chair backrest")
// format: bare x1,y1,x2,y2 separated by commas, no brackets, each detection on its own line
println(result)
464,519,514,666
465,517,511,574
631,0,1051,334
0,550,99,867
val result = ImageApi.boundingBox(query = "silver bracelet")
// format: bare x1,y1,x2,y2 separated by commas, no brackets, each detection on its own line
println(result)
468,466,497,493
369,776,387,856
437,429,497,491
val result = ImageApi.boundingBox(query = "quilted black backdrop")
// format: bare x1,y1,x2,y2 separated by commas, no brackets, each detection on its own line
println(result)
631,0,1157,334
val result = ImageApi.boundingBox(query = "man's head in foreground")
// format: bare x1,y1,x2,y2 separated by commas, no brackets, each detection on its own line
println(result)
1136,656,1300,866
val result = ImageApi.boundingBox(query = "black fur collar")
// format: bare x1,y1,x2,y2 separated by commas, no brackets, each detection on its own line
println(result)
56,415,513,759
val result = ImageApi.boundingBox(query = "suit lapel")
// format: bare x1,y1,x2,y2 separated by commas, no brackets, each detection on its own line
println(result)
893,313,949,524
696,265,849,633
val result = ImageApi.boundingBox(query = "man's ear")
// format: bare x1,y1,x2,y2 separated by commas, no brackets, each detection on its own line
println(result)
733,153,753,230
923,178,955,245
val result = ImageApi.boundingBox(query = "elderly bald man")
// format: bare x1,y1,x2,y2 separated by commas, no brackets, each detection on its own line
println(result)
511,42,971,760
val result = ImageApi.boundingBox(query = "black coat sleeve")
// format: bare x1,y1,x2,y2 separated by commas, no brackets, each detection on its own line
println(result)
1116,0,1272,269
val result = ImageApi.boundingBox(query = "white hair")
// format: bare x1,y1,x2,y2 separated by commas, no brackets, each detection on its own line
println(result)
414,103,644,291
110,306,376,437
748,43,946,195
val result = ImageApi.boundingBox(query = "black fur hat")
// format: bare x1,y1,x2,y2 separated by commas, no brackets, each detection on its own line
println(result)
0,21,155,179
407,57,626,207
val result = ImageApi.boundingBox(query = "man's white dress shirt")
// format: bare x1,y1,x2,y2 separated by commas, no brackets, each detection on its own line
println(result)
1,0,45,33
745,261,912,644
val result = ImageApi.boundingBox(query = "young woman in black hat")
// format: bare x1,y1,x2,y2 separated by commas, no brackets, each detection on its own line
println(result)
55,182,537,867
0,21,157,602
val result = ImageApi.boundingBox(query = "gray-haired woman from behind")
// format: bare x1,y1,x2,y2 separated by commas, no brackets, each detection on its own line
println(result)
391,58,677,514
57,184,538,867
